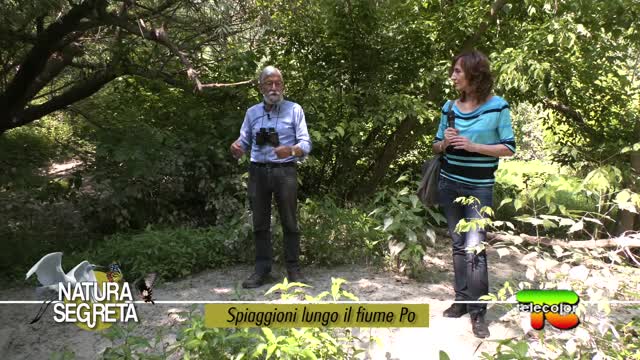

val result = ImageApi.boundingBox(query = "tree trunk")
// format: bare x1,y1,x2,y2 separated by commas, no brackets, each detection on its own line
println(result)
356,115,420,197
616,126,640,234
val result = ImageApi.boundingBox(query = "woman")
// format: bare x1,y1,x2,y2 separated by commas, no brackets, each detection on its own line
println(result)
432,50,516,338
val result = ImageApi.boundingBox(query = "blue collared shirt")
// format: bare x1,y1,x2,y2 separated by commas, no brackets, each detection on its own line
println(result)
238,100,312,163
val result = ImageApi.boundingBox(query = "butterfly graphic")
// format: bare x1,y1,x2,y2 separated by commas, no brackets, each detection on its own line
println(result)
134,273,157,304
106,262,123,283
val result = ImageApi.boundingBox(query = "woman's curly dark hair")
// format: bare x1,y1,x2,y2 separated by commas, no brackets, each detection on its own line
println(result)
450,50,494,102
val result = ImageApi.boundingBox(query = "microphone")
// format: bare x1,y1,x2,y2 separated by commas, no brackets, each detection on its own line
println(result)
267,113,271,120
447,112,455,129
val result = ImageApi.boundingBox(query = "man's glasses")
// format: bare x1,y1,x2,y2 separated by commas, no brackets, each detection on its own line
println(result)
263,81,283,88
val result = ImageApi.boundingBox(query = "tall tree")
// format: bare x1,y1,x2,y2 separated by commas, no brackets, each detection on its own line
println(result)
0,0,259,133
263,0,640,201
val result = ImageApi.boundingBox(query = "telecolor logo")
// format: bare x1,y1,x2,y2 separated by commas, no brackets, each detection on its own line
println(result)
516,289,580,330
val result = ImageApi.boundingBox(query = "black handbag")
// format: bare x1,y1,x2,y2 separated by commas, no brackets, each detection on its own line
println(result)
417,100,455,207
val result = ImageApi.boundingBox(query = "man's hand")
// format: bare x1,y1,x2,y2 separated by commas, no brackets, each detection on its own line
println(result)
450,135,476,152
274,145,293,159
230,141,245,159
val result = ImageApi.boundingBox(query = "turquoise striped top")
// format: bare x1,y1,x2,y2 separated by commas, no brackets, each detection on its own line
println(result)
433,96,516,187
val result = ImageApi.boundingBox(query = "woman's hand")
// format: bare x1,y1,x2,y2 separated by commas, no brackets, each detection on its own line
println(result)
450,135,476,152
444,128,458,147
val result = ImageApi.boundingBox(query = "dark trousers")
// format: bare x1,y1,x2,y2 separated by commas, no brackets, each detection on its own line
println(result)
438,176,492,316
248,164,300,275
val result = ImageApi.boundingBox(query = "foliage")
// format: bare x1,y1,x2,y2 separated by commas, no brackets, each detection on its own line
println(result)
0,186,90,282
101,323,171,360
491,0,640,170
369,175,446,277
265,0,454,198
177,277,364,360
0,115,80,188
484,242,640,359
0,0,263,132
76,225,247,283
495,162,640,239
265,277,358,302
297,197,387,267
72,77,252,233
452,196,495,236
508,102,548,162
51,278,366,359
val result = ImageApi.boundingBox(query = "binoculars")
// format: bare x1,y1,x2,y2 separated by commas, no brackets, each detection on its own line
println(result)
255,127,280,146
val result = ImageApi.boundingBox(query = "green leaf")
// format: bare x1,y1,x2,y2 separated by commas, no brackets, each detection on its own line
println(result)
409,194,419,208
621,142,640,154
558,218,575,227
498,197,513,209
615,190,631,203
405,229,417,243
383,216,394,231
496,248,510,258
512,341,529,357
341,291,359,301
568,220,583,233
425,228,436,245
583,217,603,225
439,350,451,360
542,219,557,229
480,206,494,217
513,198,523,211
262,328,276,343
266,344,277,359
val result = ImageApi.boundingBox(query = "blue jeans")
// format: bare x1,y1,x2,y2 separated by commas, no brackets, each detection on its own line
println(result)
248,164,300,275
438,176,492,316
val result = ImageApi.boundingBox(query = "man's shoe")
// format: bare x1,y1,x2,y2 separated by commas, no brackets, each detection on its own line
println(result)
443,303,468,318
242,273,271,289
471,313,490,338
286,270,307,284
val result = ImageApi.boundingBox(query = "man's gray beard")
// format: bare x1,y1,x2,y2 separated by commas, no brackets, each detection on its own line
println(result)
263,93,283,105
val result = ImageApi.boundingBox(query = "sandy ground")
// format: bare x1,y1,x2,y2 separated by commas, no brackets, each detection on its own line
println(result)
0,247,535,360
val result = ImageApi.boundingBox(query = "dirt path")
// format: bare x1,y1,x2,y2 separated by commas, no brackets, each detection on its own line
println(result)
0,248,529,360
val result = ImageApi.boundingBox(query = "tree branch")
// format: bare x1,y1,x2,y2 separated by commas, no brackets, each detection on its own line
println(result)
101,12,253,91
0,0,107,129
101,13,205,90
542,98,598,138
24,42,84,102
2,69,118,132
359,115,420,197
199,79,255,88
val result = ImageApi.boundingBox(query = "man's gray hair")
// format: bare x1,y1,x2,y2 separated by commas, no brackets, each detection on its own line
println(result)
259,66,283,84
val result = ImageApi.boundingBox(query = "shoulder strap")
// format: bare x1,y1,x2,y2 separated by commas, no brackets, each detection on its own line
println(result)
446,99,455,129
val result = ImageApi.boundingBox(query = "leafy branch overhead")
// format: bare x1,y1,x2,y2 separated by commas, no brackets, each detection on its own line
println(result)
0,0,258,133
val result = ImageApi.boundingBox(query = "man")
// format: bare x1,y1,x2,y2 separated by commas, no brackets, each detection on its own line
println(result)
230,66,312,288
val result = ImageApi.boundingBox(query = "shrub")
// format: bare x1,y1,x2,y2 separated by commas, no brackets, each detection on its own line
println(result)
296,197,387,267
75,224,251,282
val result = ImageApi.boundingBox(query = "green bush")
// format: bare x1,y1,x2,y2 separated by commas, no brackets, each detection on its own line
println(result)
494,160,599,237
368,175,446,277
0,188,92,283
175,278,364,359
53,278,366,359
296,197,387,267
76,224,251,282
0,116,80,190
483,247,640,360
